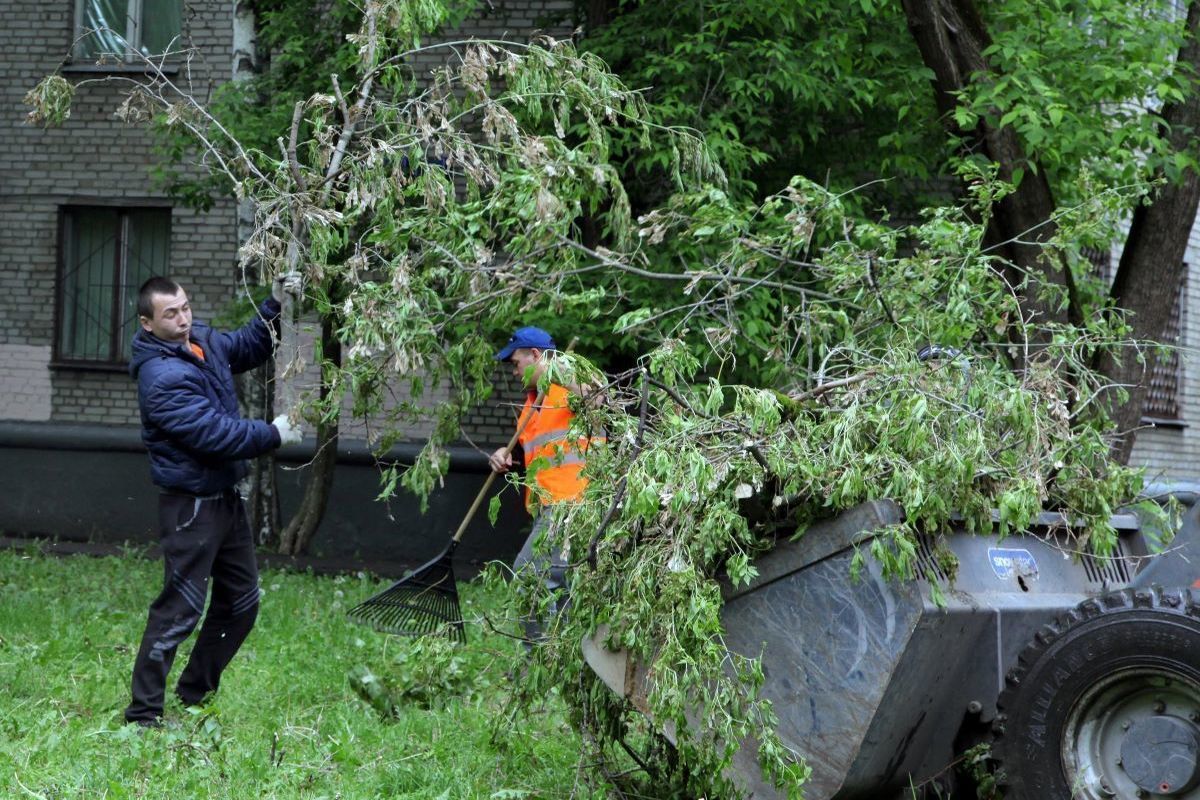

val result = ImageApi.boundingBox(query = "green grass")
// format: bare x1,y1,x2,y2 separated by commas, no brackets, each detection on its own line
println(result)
0,549,596,800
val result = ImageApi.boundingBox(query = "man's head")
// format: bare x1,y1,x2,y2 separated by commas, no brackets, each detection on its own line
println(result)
494,326,556,387
138,276,192,344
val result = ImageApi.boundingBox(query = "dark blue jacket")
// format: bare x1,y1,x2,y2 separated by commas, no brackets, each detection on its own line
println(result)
130,297,283,494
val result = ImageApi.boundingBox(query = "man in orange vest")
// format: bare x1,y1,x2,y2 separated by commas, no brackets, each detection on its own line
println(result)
488,326,597,641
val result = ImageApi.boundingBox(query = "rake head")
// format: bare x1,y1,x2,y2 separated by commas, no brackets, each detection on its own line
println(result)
347,544,465,642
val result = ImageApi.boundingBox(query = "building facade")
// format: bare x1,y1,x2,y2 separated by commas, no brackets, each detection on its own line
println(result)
0,0,574,563
0,0,570,433
0,1,1196,556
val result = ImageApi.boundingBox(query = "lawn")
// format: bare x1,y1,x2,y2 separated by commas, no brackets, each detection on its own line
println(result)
0,548,596,800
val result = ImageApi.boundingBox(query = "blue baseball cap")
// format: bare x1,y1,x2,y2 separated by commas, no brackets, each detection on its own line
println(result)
494,326,556,361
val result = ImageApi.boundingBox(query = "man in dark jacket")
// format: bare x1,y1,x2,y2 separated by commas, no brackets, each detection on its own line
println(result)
124,275,303,727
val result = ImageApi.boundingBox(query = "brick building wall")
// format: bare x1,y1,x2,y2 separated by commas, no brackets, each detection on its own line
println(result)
0,0,240,426
0,345,53,421
5,0,1193,479
0,0,574,442
278,314,534,449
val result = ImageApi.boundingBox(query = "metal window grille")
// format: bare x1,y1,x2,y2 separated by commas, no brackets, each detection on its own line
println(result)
1145,268,1184,419
1082,246,1184,420
56,206,171,365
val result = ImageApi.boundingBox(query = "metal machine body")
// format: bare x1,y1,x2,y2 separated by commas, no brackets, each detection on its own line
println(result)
583,494,1200,799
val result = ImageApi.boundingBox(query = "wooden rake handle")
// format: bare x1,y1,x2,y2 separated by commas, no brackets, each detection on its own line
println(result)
450,338,578,544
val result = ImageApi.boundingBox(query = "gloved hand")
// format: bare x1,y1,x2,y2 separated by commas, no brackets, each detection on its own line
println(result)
271,413,304,446
271,271,303,303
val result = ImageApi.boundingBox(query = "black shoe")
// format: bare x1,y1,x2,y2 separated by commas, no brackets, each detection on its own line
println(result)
175,689,210,709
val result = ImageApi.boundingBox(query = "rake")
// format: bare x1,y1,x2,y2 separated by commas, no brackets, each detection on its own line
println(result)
346,387,547,641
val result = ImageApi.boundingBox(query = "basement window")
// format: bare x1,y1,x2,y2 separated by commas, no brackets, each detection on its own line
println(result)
73,0,183,62
55,206,171,367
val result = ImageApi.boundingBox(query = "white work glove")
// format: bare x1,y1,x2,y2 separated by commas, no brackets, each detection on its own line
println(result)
272,414,304,446
271,271,303,303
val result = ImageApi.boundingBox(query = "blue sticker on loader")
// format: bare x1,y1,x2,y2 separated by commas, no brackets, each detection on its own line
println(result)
988,547,1039,581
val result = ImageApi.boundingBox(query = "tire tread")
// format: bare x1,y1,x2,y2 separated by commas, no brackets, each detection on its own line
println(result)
993,586,1200,797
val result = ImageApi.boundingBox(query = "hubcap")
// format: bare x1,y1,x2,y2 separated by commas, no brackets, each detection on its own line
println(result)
1119,715,1200,794
1063,668,1200,798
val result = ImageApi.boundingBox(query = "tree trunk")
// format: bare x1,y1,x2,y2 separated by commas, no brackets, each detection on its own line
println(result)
901,0,1080,341
240,349,280,546
232,0,279,546
277,313,341,556
584,0,618,30
1095,0,1200,464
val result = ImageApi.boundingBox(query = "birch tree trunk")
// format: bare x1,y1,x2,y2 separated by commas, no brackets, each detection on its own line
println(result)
232,0,280,545
278,313,341,556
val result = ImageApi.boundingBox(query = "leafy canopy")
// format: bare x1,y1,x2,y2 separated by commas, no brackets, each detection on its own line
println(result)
581,0,1192,211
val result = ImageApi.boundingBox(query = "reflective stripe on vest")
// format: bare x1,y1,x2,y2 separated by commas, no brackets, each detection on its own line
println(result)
524,427,572,452
517,384,602,506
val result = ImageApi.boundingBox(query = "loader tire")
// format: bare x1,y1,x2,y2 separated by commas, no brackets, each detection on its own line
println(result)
993,587,1200,800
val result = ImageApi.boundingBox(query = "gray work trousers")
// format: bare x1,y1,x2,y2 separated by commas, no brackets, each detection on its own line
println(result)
513,509,569,642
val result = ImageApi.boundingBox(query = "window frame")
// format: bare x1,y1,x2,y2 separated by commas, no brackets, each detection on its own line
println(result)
1141,265,1187,426
53,202,172,371
71,0,179,64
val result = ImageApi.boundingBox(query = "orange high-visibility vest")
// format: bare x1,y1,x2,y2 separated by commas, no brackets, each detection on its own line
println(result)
517,384,602,508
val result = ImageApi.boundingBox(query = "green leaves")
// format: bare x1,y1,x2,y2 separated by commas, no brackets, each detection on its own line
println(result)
579,0,938,197
956,0,1191,197
497,169,1160,797
22,75,75,127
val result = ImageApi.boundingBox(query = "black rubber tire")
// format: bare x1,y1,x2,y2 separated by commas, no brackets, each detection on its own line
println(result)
993,587,1200,800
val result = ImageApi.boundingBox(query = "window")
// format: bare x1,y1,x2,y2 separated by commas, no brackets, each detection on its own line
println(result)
1083,246,1185,422
56,206,171,365
1144,267,1186,420
73,0,183,62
